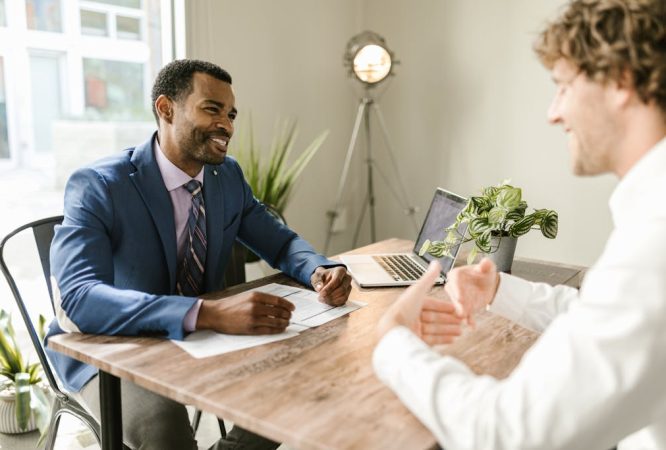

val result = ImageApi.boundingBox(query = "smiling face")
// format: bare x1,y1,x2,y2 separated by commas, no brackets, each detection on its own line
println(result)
157,72,237,176
547,58,622,176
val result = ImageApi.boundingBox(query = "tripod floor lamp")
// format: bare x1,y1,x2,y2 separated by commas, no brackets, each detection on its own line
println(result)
324,31,418,254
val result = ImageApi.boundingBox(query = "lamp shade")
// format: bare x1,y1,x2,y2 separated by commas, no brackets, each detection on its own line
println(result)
344,31,395,85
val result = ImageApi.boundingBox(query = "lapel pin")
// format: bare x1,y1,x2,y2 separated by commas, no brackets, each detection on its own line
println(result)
213,169,218,176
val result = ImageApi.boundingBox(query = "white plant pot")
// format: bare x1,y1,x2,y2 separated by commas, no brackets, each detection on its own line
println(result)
0,391,37,434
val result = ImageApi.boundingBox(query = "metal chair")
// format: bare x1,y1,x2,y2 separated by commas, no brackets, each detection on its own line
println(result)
0,215,111,449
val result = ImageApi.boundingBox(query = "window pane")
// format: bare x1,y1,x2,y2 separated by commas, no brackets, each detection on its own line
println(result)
116,15,141,40
83,59,146,120
30,54,63,153
0,0,6,27
0,57,8,159
86,0,141,8
26,0,63,32
81,9,108,36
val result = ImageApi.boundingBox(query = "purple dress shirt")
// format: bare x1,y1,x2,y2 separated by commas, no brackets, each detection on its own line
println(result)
154,139,204,332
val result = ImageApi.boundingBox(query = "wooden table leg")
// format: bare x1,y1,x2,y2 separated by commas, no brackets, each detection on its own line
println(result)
99,370,123,450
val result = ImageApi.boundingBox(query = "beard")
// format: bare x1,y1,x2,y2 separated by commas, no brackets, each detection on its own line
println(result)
178,126,229,166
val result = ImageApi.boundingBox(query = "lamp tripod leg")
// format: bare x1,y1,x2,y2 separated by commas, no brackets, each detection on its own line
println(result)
371,103,420,233
324,98,370,254
352,191,370,248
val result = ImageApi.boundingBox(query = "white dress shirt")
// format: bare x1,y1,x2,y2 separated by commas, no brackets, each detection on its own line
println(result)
374,137,666,450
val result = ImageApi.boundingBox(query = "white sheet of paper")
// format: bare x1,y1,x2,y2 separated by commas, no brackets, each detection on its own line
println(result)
251,283,366,326
172,327,300,359
172,283,366,358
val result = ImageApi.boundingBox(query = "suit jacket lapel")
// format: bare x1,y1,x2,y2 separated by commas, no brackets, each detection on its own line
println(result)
203,165,224,291
129,133,178,290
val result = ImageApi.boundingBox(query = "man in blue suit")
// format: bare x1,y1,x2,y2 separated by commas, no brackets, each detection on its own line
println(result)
48,59,352,450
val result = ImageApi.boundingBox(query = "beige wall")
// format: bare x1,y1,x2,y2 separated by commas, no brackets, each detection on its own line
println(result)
185,0,617,266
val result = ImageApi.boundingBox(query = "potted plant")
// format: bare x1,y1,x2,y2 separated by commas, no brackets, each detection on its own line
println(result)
231,117,329,262
419,180,558,272
0,308,50,439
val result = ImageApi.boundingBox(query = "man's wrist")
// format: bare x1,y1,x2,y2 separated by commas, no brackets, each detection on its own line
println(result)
183,298,203,332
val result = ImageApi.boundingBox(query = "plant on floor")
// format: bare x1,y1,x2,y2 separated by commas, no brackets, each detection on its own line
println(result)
231,116,329,262
0,308,50,438
231,116,329,217
419,180,558,264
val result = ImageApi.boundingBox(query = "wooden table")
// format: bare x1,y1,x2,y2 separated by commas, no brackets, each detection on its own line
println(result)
48,239,584,450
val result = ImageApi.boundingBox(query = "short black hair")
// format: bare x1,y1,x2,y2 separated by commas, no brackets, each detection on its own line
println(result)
151,59,232,125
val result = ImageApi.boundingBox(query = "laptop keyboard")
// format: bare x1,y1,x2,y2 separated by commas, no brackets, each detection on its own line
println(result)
373,254,426,282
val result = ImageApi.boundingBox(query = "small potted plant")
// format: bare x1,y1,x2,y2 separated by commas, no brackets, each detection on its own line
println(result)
419,180,558,272
0,308,50,438
232,116,328,262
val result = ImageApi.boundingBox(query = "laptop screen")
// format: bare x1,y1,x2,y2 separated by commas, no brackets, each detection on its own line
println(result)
413,188,468,273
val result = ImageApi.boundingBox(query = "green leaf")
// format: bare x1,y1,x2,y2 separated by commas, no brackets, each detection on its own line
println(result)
481,186,499,198
510,215,537,237
31,385,51,443
476,230,492,253
471,196,492,214
418,239,432,256
15,373,31,431
466,245,479,265
540,210,559,238
469,217,491,236
488,207,507,224
231,115,327,216
497,186,522,209
38,315,47,342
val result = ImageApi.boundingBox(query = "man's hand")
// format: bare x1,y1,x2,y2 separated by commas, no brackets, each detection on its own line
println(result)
377,261,463,345
445,257,500,328
196,291,295,335
310,266,352,306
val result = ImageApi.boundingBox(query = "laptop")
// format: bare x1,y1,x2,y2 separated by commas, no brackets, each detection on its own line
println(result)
340,188,467,287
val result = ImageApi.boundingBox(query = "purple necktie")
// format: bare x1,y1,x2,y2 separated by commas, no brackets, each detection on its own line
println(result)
176,180,207,296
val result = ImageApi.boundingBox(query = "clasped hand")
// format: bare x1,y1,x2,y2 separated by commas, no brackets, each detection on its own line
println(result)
377,258,500,345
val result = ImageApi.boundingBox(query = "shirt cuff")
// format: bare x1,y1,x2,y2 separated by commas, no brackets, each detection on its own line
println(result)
488,272,532,323
373,326,433,384
183,298,203,332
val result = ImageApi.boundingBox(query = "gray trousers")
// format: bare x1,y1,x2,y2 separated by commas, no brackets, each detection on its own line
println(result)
76,375,280,450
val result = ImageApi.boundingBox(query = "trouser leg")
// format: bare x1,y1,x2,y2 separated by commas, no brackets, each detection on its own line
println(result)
211,425,280,450
76,375,197,450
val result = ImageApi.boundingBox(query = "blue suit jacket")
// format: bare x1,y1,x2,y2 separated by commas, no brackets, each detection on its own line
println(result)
47,133,337,391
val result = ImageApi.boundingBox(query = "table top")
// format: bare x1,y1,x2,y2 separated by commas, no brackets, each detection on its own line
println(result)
48,239,584,450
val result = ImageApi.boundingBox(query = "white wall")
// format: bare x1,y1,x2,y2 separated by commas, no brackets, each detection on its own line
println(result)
185,0,618,266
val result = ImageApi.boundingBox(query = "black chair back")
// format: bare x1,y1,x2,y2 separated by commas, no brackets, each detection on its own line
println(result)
0,215,65,398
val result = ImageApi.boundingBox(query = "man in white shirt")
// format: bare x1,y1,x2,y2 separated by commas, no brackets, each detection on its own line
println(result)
373,1,666,449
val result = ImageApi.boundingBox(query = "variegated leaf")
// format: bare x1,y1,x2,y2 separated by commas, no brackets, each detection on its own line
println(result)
497,187,522,209
510,215,536,237
488,207,507,224
469,217,491,236
541,211,559,238
476,230,492,253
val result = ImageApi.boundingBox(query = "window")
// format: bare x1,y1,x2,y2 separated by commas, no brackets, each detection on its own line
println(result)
81,9,108,36
0,57,8,159
116,15,140,40
26,0,63,33
0,0,168,167
87,0,141,7
84,58,146,120
30,53,63,153
0,0,6,27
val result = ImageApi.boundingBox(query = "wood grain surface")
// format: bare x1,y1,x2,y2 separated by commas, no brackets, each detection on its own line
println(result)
49,239,584,450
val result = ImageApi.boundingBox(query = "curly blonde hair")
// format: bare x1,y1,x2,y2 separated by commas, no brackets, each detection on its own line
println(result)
534,0,666,114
